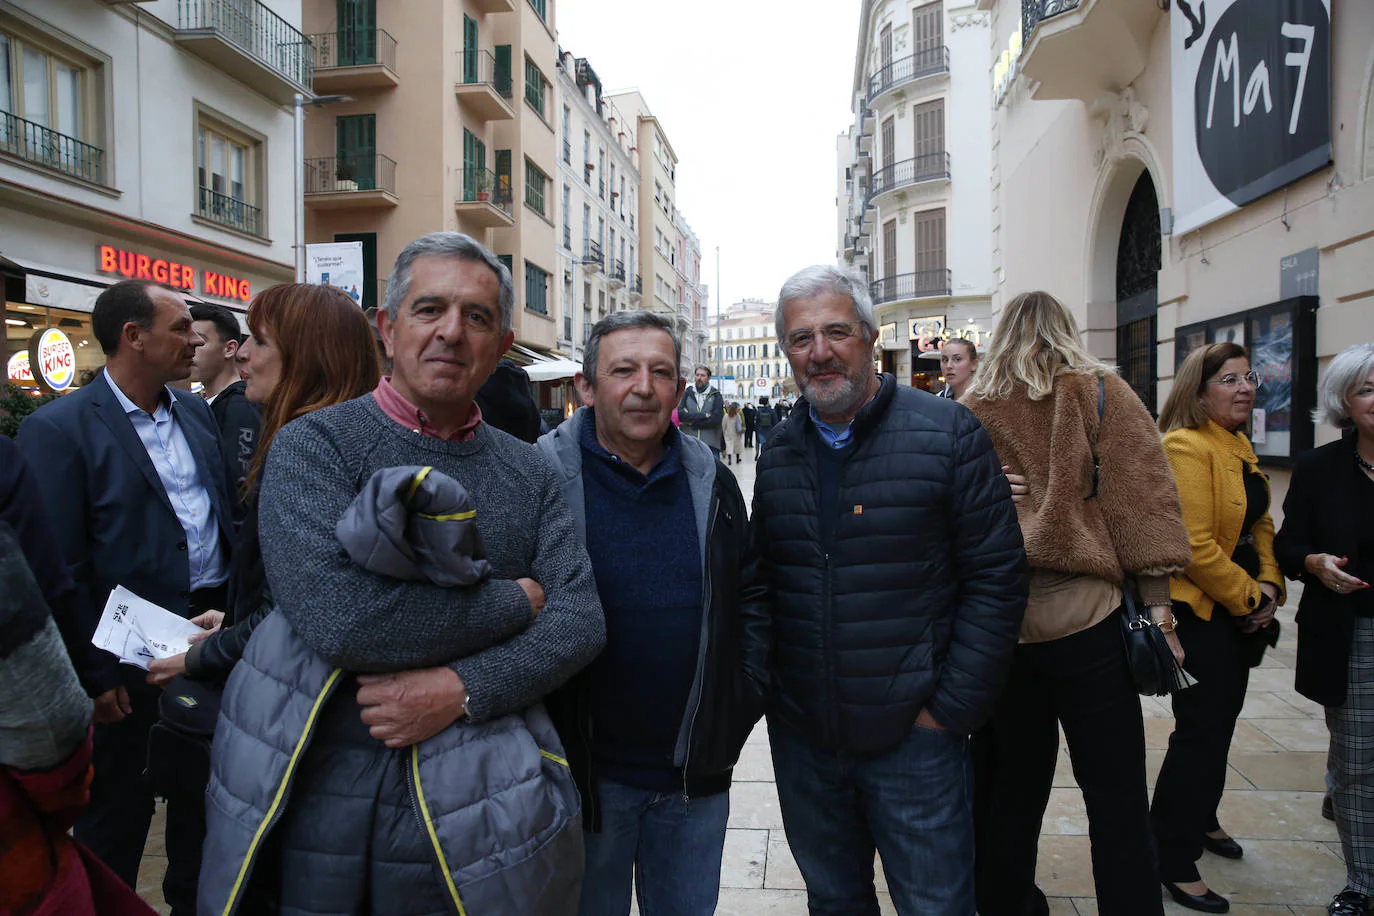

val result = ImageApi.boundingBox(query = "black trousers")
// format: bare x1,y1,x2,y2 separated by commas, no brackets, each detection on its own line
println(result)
72,585,224,916
975,615,1162,916
1150,608,1250,882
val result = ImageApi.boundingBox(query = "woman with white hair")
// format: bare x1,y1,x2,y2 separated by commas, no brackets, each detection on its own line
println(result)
1275,342,1374,916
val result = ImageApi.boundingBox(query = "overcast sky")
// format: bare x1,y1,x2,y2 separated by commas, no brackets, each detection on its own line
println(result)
557,0,860,316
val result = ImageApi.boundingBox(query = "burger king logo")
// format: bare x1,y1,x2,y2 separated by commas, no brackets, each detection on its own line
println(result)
6,350,32,382
28,327,76,392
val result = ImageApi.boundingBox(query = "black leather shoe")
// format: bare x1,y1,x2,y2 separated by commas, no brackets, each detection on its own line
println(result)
1202,834,1244,859
1163,881,1231,913
1328,889,1372,915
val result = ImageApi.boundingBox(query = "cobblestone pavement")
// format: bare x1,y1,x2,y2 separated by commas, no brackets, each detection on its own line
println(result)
137,445,1345,914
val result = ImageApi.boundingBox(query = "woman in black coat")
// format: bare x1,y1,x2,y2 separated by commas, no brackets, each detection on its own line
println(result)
1274,342,1374,916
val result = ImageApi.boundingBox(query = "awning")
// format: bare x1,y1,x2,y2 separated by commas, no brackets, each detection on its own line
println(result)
523,358,583,383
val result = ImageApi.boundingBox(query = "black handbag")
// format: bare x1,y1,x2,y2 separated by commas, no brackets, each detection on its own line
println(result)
146,673,223,798
1087,377,1185,696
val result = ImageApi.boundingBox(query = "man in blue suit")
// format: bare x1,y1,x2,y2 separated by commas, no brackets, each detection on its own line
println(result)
17,279,235,913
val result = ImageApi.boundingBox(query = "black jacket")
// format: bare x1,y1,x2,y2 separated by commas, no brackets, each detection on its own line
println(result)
184,495,271,682
537,409,769,829
753,374,1027,754
476,360,541,444
208,380,261,520
1275,434,1365,706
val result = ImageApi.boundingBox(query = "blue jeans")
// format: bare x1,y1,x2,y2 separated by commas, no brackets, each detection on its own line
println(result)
578,778,730,916
769,716,975,916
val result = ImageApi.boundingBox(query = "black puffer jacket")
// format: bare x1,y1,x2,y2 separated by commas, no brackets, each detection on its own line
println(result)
754,374,1027,754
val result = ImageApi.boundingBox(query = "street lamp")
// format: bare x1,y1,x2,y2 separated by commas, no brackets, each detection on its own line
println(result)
293,92,354,281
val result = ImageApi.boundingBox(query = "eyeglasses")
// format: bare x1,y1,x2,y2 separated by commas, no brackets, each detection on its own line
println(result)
1209,371,1262,391
785,322,861,354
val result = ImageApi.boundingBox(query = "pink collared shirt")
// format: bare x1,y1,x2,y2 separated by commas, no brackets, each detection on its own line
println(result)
372,377,484,442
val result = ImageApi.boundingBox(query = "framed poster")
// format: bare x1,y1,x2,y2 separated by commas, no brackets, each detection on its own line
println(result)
1170,0,1331,235
1175,296,1316,464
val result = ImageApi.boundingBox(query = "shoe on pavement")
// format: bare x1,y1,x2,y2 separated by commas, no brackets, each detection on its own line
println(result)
1328,889,1372,915
1202,834,1244,859
1323,795,1336,821
1163,880,1230,913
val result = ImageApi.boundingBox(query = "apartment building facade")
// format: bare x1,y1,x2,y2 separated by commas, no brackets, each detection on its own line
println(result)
3,0,303,393
707,298,796,403
985,0,1372,482
553,50,639,361
837,0,995,391
300,0,560,353
673,210,709,367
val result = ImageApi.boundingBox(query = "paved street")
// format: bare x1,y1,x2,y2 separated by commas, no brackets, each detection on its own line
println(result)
137,445,1344,915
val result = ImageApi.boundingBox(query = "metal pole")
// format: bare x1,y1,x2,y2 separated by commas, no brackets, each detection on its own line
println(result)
714,245,721,381
294,93,305,282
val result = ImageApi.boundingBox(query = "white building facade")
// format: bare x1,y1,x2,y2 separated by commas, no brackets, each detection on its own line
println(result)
708,298,796,403
1,0,302,384
985,0,1373,488
554,51,640,360
838,0,996,391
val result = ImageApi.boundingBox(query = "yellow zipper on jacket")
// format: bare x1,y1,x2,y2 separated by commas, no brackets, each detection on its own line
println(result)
410,745,468,915
222,667,344,916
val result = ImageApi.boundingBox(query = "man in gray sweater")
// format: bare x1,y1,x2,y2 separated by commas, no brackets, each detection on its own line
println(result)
200,232,605,914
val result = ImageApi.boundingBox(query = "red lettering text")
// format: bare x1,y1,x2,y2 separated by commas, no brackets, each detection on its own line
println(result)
135,254,152,280
118,250,136,278
182,267,196,290
99,245,117,273
152,259,170,284
238,281,251,302
204,272,219,296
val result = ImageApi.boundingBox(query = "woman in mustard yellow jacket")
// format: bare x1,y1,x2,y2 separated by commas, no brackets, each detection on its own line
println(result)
1150,342,1286,913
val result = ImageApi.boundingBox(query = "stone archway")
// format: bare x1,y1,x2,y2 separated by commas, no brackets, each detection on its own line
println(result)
1115,172,1162,414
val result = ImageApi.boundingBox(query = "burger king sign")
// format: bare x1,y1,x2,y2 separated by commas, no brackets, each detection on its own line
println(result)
27,327,76,392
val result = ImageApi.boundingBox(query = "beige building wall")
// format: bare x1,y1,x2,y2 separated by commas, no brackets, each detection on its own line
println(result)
301,0,558,350
987,0,1374,500
607,91,679,323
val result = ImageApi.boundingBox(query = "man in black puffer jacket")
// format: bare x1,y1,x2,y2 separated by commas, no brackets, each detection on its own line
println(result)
755,265,1028,916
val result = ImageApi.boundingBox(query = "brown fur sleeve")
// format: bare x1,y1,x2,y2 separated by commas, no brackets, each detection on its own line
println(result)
1096,374,1194,575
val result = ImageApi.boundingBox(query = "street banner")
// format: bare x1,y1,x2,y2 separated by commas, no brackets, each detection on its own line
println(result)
1170,0,1330,236
306,241,366,306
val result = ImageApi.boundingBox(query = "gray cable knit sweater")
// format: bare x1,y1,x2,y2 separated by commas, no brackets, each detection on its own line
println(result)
258,394,605,721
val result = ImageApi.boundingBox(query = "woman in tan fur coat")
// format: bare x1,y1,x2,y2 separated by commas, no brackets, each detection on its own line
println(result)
963,291,1192,916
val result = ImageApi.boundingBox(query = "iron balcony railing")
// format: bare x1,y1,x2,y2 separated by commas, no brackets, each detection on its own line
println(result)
867,46,951,102
197,186,262,235
1022,0,1081,48
178,0,313,89
456,50,512,98
562,138,571,164
456,166,514,214
631,274,643,294
868,152,951,199
0,111,104,184
870,269,952,305
610,259,626,282
583,240,604,271
304,153,397,195
309,28,396,71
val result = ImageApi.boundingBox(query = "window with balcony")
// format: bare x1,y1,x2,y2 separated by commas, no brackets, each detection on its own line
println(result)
524,159,547,215
196,113,263,236
0,29,103,184
525,261,549,315
561,105,571,163
561,184,571,249
524,58,547,119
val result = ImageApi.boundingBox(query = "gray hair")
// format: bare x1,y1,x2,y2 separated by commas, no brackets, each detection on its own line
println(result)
775,265,877,345
1314,342,1374,428
383,232,514,333
583,310,682,386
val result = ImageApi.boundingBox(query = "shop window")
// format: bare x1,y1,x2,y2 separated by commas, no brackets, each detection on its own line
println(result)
6,302,103,392
0,27,104,184
196,111,264,237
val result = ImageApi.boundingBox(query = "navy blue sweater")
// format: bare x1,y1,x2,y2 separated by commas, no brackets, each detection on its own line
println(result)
579,416,703,792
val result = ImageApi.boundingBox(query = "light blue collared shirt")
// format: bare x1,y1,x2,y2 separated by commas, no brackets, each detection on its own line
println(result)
809,404,856,450
104,369,228,590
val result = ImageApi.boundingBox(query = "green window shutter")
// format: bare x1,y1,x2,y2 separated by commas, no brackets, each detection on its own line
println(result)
524,60,544,117
493,45,512,97
336,114,376,189
462,16,478,83
462,129,486,200
337,0,375,65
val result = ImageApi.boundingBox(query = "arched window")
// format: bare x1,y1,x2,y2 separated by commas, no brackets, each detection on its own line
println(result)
748,344,757,358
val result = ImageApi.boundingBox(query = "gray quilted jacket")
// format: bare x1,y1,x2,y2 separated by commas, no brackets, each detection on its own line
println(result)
199,464,583,915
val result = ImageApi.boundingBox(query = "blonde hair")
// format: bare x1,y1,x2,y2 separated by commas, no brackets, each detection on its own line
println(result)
968,291,1115,401
1157,341,1247,434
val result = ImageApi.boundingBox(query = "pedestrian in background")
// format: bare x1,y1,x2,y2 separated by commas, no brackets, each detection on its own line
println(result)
938,338,978,400
752,395,777,457
723,401,745,464
743,401,757,448
189,303,260,519
199,233,603,915
754,265,1027,915
16,280,235,914
678,365,724,455
1275,342,1374,916
538,311,768,916
964,291,1191,916
1151,342,1286,913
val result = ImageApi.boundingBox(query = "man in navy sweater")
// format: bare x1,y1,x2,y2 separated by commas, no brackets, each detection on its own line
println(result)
538,311,769,916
